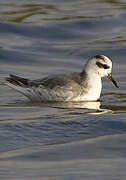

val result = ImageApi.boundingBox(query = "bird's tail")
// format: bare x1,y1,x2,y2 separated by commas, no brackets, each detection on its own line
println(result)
6,74,29,87
5,74,41,101
5,74,30,97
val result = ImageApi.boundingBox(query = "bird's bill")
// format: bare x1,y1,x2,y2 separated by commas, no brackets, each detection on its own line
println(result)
107,73,119,88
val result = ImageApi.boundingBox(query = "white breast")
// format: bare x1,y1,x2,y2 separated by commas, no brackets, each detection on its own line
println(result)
77,75,102,101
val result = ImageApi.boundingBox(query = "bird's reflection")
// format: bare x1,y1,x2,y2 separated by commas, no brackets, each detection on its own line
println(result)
17,99,112,115
41,101,112,115
41,101,112,114
48,101,101,109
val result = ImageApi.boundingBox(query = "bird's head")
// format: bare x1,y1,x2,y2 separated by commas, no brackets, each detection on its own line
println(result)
83,55,118,88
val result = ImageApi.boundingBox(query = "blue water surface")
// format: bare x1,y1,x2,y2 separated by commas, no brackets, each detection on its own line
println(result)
0,0,126,179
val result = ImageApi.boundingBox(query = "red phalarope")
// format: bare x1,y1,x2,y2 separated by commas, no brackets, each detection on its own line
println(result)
6,55,118,102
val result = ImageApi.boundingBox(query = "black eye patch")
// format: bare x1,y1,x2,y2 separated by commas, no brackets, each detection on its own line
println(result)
96,61,110,69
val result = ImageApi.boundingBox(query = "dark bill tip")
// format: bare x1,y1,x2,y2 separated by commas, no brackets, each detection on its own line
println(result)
108,74,119,88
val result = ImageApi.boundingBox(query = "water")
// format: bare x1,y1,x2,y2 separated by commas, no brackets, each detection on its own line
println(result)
0,0,126,179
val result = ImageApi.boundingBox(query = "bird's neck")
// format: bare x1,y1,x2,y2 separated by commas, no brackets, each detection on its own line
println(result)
81,71,102,101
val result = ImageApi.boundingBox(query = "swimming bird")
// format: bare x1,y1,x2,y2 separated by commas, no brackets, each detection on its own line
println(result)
6,55,118,102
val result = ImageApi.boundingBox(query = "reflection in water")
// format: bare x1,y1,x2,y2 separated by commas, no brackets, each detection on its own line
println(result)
47,101,101,109
36,101,113,115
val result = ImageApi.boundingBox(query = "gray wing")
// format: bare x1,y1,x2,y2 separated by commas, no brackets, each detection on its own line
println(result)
6,73,83,88
29,73,85,100
6,73,87,101
29,73,83,88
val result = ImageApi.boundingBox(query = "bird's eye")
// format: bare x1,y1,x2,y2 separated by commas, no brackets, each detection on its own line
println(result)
103,64,110,69
96,61,110,69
